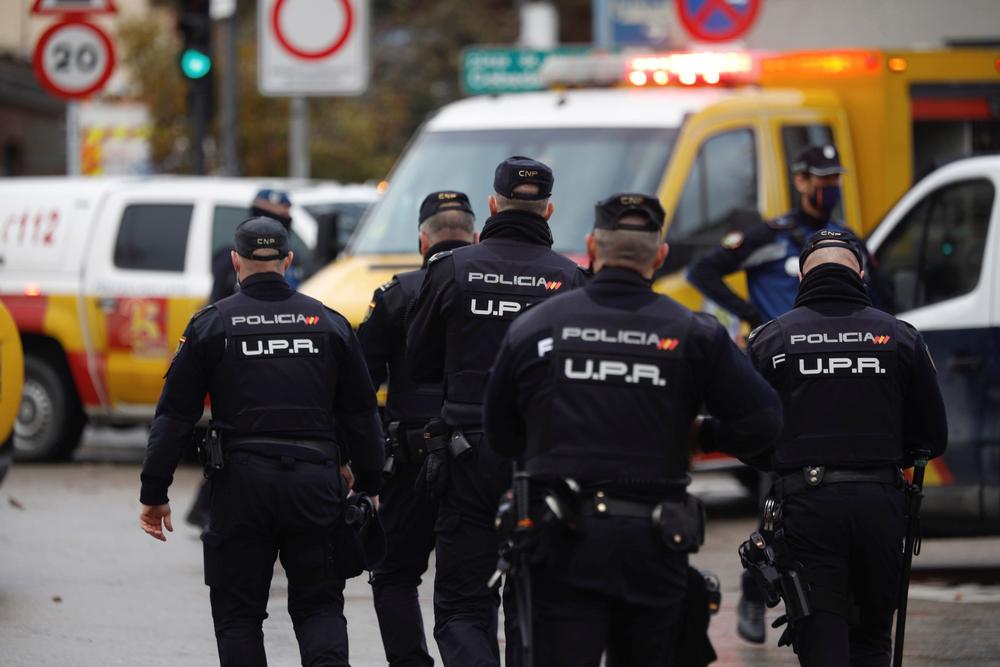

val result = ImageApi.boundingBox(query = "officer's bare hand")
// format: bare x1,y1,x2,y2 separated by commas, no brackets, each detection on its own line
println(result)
139,503,173,542
371,495,380,510
340,464,354,492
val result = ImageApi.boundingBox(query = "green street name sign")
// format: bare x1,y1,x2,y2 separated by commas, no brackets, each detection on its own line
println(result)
461,46,589,95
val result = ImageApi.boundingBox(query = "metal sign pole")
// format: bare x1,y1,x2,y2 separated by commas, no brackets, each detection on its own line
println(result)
289,95,310,179
219,11,240,176
66,100,81,175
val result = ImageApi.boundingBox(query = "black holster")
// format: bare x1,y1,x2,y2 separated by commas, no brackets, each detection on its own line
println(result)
414,419,463,499
199,428,224,479
674,567,720,666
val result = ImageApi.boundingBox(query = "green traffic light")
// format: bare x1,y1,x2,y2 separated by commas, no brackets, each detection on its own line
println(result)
181,48,212,80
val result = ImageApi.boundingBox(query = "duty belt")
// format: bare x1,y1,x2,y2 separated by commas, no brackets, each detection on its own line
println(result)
579,491,657,519
225,435,339,459
386,422,431,464
773,466,902,499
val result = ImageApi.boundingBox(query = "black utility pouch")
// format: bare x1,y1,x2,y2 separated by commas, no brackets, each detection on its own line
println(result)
652,495,706,553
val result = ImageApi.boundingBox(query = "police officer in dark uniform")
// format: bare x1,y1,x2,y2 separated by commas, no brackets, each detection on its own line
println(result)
139,217,385,667
688,143,859,642
688,144,853,329
406,157,587,666
482,193,784,666
358,191,477,666
744,230,947,666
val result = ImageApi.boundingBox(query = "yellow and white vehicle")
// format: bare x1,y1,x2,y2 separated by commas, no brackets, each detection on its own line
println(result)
305,48,1000,325
302,47,1000,492
0,177,377,461
0,299,23,484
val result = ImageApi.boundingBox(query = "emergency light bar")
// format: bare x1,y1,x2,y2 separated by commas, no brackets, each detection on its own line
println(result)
540,49,887,90
761,51,881,77
627,52,756,87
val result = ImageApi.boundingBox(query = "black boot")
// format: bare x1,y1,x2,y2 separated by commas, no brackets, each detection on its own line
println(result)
737,594,766,644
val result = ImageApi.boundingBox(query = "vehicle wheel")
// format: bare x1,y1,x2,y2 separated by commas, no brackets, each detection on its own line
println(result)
14,355,85,462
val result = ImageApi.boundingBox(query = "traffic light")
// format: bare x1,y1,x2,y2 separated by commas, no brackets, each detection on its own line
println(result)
180,46,212,80
177,0,212,80
176,0,213,174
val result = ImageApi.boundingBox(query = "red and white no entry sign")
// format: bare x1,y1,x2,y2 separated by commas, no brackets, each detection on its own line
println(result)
32,18,116,100
271,0,353,60
258,0,369,97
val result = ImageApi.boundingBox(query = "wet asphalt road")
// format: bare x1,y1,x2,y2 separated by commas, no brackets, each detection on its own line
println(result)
1,428,999,666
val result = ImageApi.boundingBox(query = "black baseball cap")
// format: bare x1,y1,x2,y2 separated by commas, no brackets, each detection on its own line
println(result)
799,229,864,272
418,190,475,224
234,216,289,260
792,144,846,177
594,193,665,233
493,156,554,200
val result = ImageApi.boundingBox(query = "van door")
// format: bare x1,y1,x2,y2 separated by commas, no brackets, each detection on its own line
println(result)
659,118,764,318
872,173,999,529
85,191,208,416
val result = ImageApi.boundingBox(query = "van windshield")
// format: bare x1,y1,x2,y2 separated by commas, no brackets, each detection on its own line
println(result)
351,127,678,254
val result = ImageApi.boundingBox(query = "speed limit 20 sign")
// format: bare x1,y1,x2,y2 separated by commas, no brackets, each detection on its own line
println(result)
32,18,116,100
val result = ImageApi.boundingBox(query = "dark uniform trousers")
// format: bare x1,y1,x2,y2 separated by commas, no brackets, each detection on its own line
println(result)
204,451,349,667
783,483,905,667
529,516,688,667
370,455,438,667
433,435,512,667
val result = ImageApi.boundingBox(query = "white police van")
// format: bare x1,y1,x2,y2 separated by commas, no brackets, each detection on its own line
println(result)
866,155,1000,534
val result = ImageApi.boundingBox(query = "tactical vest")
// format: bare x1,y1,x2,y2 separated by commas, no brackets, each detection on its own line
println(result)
531,296,694,483
210,291,338,437
384,269,443,426
772,305,903,470
444,239,580,426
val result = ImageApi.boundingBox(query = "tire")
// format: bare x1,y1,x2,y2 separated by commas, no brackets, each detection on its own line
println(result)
14,355,85,462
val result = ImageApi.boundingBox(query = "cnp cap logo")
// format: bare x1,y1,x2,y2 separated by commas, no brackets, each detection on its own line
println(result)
257,237,277,245
823,145,837,159
438,192,458,200
620,195,645,206
818,229,845,238
518,169,539,177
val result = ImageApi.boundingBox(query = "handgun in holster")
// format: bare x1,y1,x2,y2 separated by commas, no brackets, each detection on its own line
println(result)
383,421,403,477
738,531,811,624
201,427,224,479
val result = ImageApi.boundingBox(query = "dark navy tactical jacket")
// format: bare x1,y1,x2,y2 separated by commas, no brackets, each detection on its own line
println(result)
484,266,783,485
140,272,384,505
745,265,947,472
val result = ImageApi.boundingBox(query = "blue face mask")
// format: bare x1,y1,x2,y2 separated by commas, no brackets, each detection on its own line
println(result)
809,185,841,219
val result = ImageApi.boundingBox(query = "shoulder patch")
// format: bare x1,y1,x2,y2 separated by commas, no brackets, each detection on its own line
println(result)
377,278,399,293
721,231,744,250
427,250,453,265
173,335,186,359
